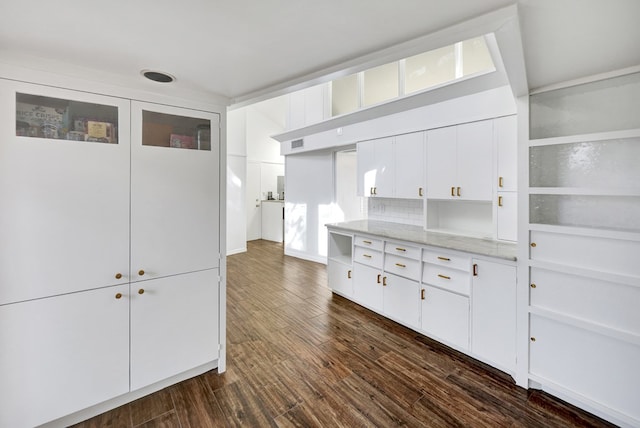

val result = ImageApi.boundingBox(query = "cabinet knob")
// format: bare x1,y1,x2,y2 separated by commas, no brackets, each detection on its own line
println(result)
530,242,537,248
138,288,145,295
530,337,536,342
530,283,537,289
115,293,122,299
138,269,145,276
115,273,122,279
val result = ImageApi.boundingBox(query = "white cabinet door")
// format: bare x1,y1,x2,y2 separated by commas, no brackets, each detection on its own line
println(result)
497,192,518,241
457,121,493,201
496,115,517,192
471,259,516,372
353,262,383,312
373,137,394,197
130,269,220,390
0,81,130,305
130,101,220,281
530,315,640,423
287,90,305,130
328,261,353,297
383,272,420,329
0,285,129,428
262,201,284,242
421,285,469,350
394,132,425,199
357,141,377,196
426,126,457,199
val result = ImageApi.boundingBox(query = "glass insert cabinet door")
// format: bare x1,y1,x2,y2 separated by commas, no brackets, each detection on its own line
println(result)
142,110,212,150
130,101,221,280
0,80,130,305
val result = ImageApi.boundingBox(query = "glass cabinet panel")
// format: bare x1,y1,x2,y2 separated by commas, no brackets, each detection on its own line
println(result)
16,93,118,143
363,62,398,107
404,45,456,94
331,74,359,116
530,138,640,189
142,110,211,150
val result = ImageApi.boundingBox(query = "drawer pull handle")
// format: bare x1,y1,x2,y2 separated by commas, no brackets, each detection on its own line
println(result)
473,263,478,276
451,186,455,197
383,276,387,286
363,240,372,245
498,196,503,207
347,270,352,279
373,187,377,195
363,254,372,258
457,187,461,197
437,256,450,261
395,263,406,268
395,247,406,252
499,176,504,188
438,274,451,280
421,289,425,300
377,274,381,284
418,187,423,197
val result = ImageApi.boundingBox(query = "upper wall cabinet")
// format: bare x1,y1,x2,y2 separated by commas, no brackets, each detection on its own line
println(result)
357,132,425,199
287,84,328,130
0,80,131,305
426,121,493,201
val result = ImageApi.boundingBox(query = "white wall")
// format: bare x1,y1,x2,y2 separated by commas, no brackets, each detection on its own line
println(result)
226,108,247,255
284,149,338,264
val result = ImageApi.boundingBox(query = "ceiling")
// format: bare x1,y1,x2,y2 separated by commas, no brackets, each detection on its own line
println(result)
0,0,638,103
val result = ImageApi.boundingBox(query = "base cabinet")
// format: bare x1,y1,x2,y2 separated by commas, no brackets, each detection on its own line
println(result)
530,315,640,424
328,261,353,297
471,259,516,373
383,272,420,330
421,285,470,350
0,285,130,428
131,269,220,390
353,262,383,312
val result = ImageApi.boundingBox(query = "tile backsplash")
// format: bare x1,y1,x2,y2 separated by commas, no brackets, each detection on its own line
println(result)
367,198,424,226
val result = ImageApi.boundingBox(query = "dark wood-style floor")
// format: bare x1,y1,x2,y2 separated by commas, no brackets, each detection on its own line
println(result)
73,240,614,427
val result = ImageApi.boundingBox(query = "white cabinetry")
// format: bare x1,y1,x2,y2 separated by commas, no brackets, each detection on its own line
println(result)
471,259,516,373
0,285,129,428
357,136,394,197
426,121,493,201
261,200,284,242
496,115,517,241
0,80,224,428
327,232,353,297
357,132,424,199
353,235,384,311
526,73,640,427
421,249,471,350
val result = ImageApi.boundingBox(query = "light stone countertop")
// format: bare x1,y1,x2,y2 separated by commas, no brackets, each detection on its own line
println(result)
326,219,517,261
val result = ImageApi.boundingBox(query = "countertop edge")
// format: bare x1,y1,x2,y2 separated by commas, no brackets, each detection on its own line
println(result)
326,220,517,261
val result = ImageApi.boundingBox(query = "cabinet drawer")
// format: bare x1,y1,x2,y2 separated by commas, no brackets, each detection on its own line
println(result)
354,247,383,269
423,250,471,272
354,235,383,251
385,241,421,260
422,264,470,295
530,230,640,277
530,268,640,335
384,254,420,281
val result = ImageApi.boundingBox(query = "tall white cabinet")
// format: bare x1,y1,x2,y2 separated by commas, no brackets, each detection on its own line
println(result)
0,80,225,428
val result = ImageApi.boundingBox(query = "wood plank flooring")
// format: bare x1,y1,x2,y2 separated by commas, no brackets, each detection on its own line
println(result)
73,240,614,427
